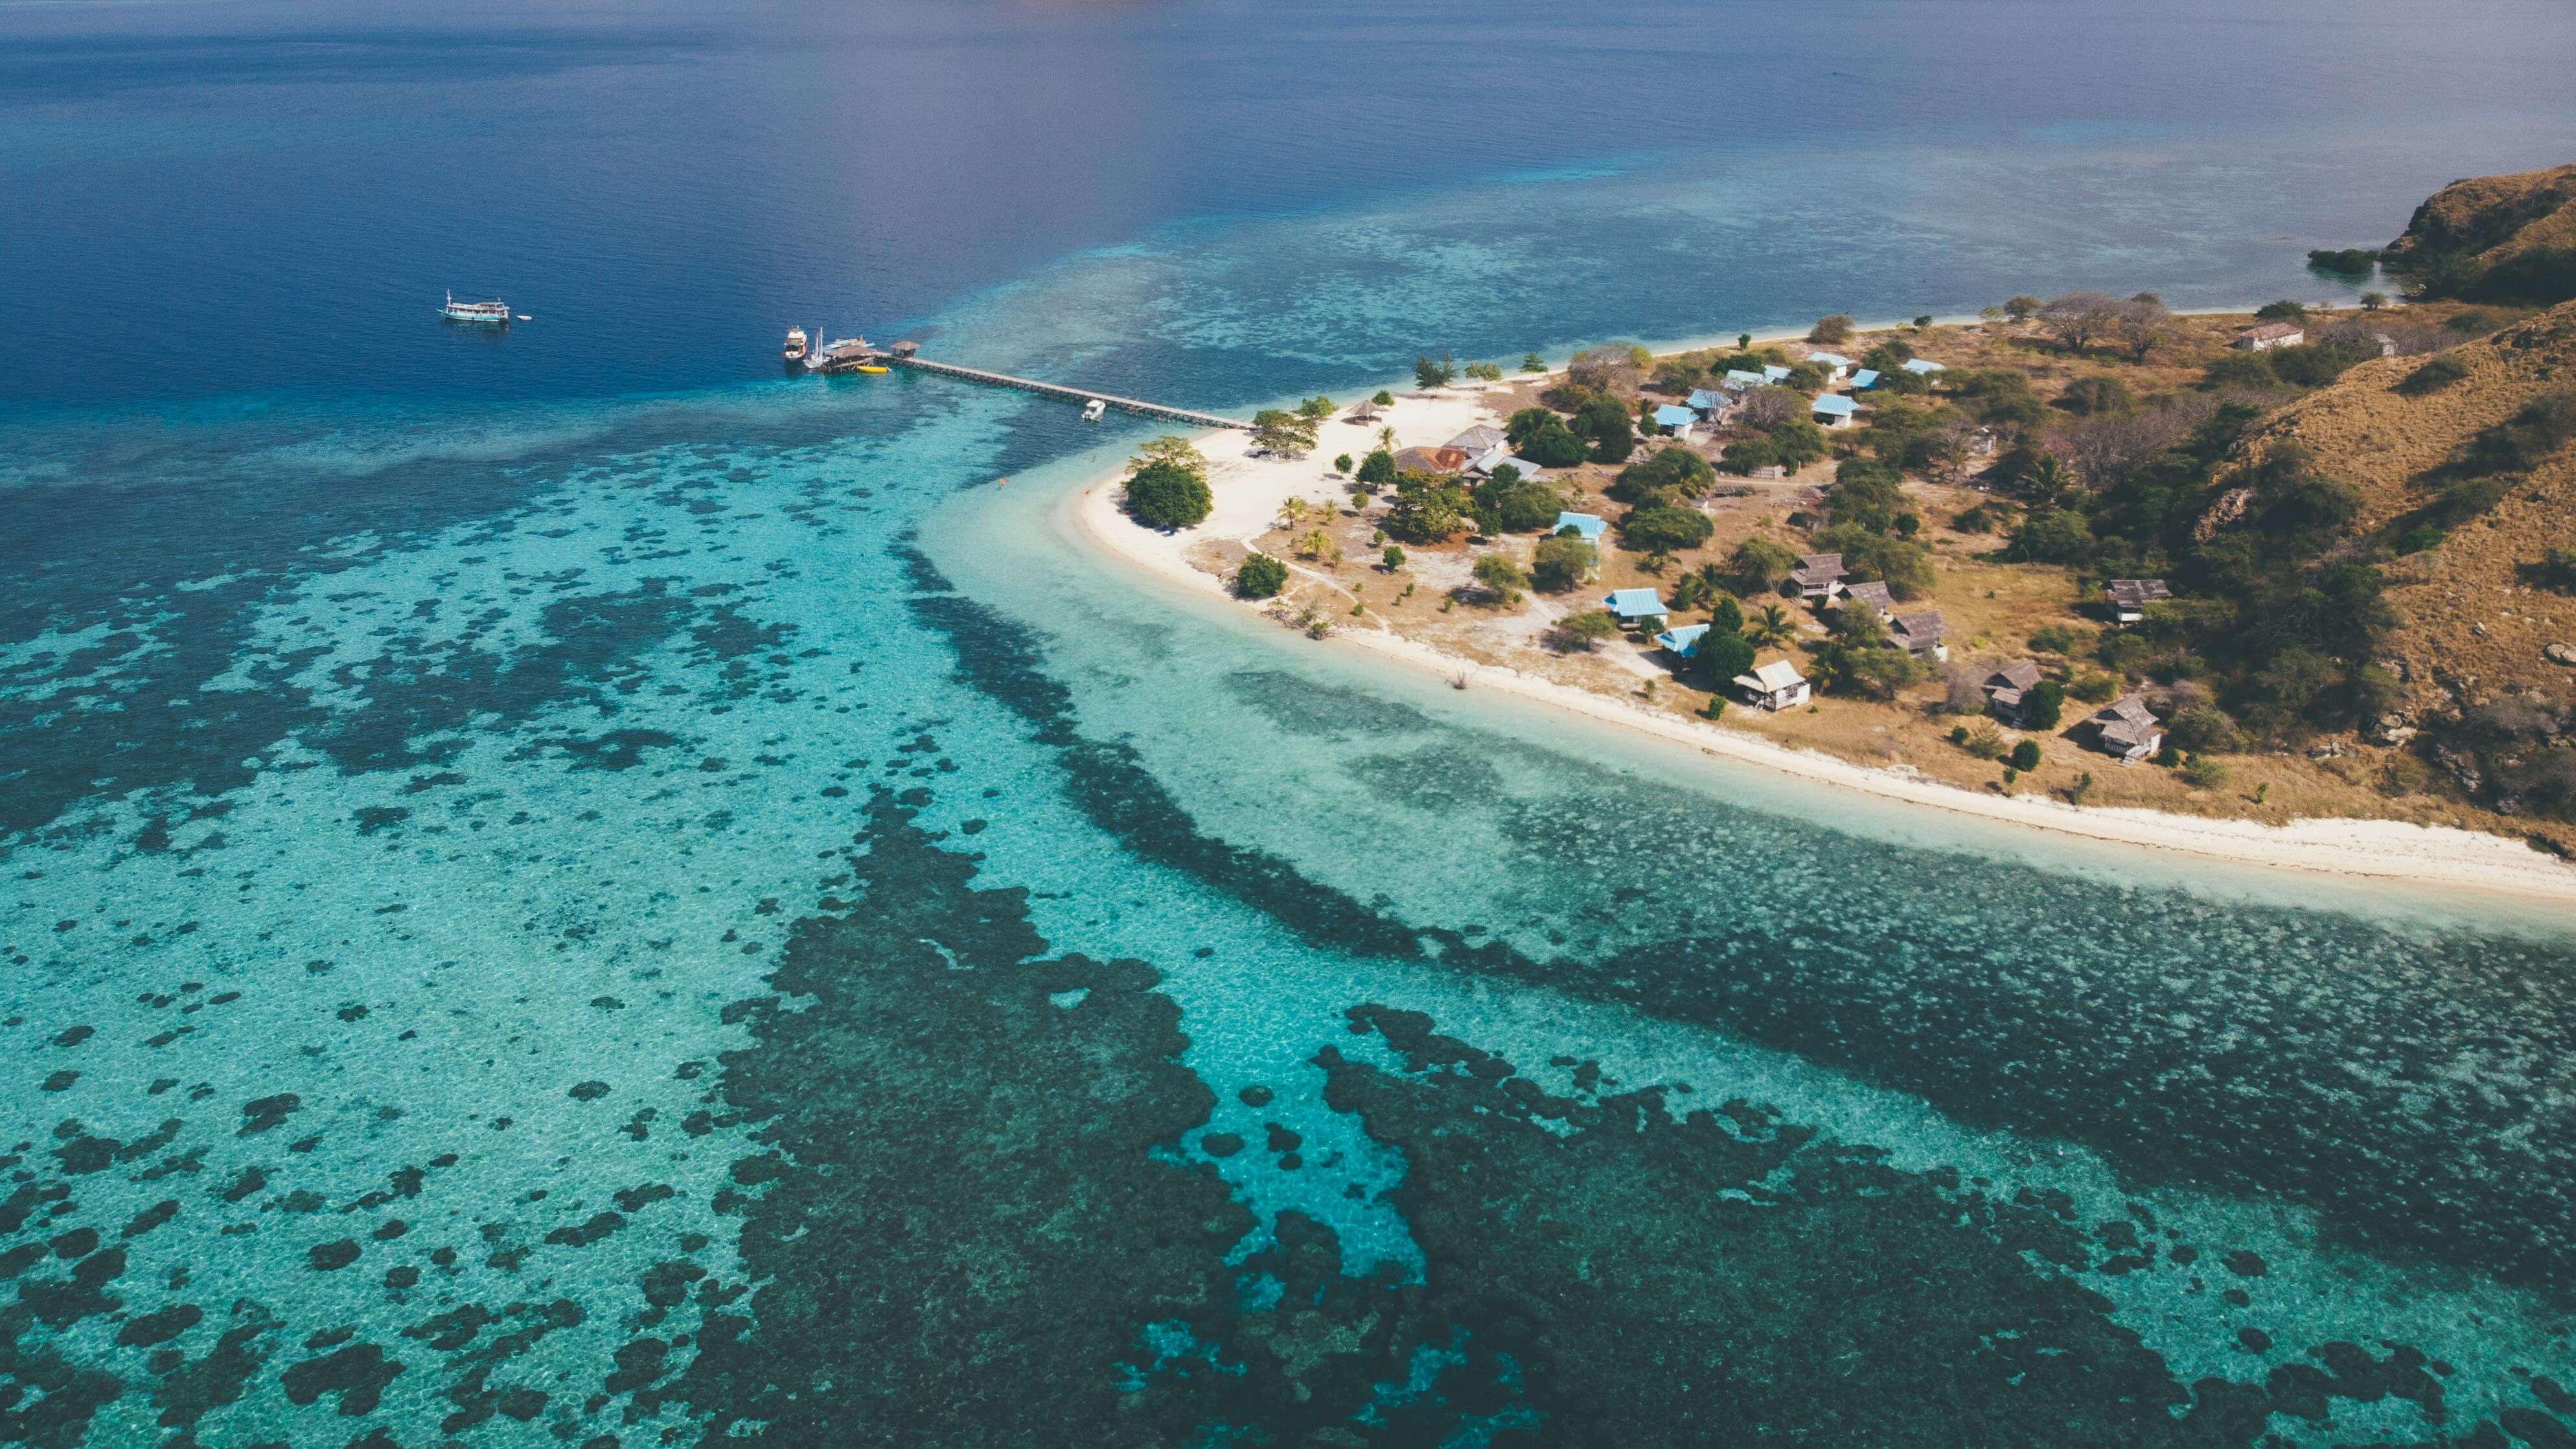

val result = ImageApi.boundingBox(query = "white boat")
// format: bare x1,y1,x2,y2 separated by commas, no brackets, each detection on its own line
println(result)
441,290,511,326
783,326,809,365
1081,398,1107,422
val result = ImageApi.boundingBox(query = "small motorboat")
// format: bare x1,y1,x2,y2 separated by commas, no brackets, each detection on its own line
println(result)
1081,398,1107,422
441,290,511,326
783,326,809,365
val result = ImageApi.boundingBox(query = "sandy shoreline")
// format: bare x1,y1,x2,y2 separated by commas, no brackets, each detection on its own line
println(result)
1061,377,2576,906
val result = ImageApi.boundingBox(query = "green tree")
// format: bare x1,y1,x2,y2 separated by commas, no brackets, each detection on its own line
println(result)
1473,553,1527,604
1372,389,1396,406
2003,295,2041,321
1355,448,1397,486
2016,680,2065,731
1620,505,1715,554
1530,534,1598,591
1128,435,1208,479
2008,738,2042,771
1520,352,1548,373
1474,470,1565,533
2253,299,2309,322
1810,314,1856,344
1252,408,1319,458
1729,538,1799,595
1415,353,1458,389
1234,553,1288,598
1747,602,1796,646
1382,485,1469,544
1693,630,1758,690
1611,446,1715,502
1124,459,1212,529
1719,438,1782,475
1333,452,1354,473
1381,545,1405,572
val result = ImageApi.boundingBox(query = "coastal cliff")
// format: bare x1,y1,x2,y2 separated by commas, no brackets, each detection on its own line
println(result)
2383,163,2576,302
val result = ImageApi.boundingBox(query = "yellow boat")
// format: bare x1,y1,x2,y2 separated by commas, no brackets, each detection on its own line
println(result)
854,364,890,374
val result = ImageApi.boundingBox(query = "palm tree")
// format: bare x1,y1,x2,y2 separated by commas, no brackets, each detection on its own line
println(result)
1749,603,1795,647
1377,425,1397,452
1278,497,1311,531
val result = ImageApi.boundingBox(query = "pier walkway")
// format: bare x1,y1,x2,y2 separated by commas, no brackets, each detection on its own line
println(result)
818,343,1245,429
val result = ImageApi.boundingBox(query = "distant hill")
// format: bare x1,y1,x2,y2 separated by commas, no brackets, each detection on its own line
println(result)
2238,299,2576,819
2382,163,2576,303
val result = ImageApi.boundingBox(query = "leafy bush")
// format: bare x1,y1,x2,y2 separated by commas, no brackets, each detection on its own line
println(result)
2178,753,2231,789
2005,508,2097,565
1372,389,1396,405
1124,459,1213,529
1472,553,1527,602
1548,610,1620,652
2254,300,2308,322
1473,471,1566,533
1234,553,1288,599
2007,739,2042,771
2029,623,2091,655
2067,670,2119,705
2395,354,2470,396
2168,704,2245,753
1961,722,2006,759
2058,375,2133,416
1333,453,1353,473
1355,448,1397,486
1381,484,1471,544
1810,314,1856,344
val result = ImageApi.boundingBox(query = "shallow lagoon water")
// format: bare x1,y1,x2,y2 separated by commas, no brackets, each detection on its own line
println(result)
10,1,2576,1443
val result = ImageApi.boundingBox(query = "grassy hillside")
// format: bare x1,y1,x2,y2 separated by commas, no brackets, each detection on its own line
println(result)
2237,301,2576,820
2382,163,2576,303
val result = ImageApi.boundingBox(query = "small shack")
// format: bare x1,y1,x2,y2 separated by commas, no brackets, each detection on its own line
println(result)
2103,578,2172,624
1603,588,1672,627
2233,321,2304,351
2091,694,2166,762
1788,553,1847,601
1735,659,1812,711
1811,394,1857,429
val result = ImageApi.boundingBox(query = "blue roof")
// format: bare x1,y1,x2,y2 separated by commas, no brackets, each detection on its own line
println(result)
1652,404,1697,427
1902,358,1946,374
1723,369,1765,389
1808,352,1853,368
1604,588,1669,619
1811,394,1857,417
1686,389,1722,409
1762,364,1792,382
1653,623,1711,657
1553,511,1606,541
1850,369,1881,389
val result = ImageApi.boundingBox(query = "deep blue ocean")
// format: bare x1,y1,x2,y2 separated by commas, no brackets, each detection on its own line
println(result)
7,2,2576,1444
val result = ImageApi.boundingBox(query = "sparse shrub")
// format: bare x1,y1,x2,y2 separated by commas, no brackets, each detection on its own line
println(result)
2007,739,2041,771
2395,354,2470,396
2179,753,2231,789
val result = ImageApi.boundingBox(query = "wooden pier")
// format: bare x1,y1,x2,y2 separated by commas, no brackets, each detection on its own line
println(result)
813,339,1245,429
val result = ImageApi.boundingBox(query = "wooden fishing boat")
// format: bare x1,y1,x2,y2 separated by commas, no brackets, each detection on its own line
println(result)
441,291,511,326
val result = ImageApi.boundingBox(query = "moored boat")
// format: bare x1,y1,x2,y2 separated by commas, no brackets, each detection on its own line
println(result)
783,326,809,365
1081,398,1107,421
441,290,511,326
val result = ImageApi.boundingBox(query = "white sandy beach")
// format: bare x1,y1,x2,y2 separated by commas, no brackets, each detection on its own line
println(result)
1063,378,2576,906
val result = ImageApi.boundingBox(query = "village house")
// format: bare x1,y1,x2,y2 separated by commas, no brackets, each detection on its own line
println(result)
1889,610,1949,662
1552,511,1607,543
1807,351,1854,380
2091,694,2167,762
1652,622,1709,659
1788,552,1847,601
1810,394,1857,429
2233,321,2305,350
1901,358,1946,376
1837,579,1894,620
1787,486,1830,529
1981,660,2045,724
1721,368,1767,392
1445,424,1508,456
1762,363,1793,384
1849,368,1881,390
1390,445,1470,477
1735,657,1813,711
1651,403,1699,439
1603,588,1671,628
1686,387,1729,420
1470,444,1550,477
2103,577,2172,624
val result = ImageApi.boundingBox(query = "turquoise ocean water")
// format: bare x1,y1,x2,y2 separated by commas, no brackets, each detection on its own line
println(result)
8,3,2576,1443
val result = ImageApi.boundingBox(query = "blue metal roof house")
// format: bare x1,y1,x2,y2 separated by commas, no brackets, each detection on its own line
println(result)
1762,364,1792,383
1810,393,1857,428
1902,358,1946,375
1722,369,1767,391
1603,588,1670,622
1651,404,1697,432
1553,511,1607,542
1808,352,1854,374
1653,622,1711,658
1686,388,1723,412
1849,369,1881,389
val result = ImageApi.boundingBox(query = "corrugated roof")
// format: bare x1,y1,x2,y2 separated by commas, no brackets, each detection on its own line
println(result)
1811,394,1857,416
1850,369,1880,388
1604,588,1669,617
1653,623,1710,657
1553,511,1606,540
